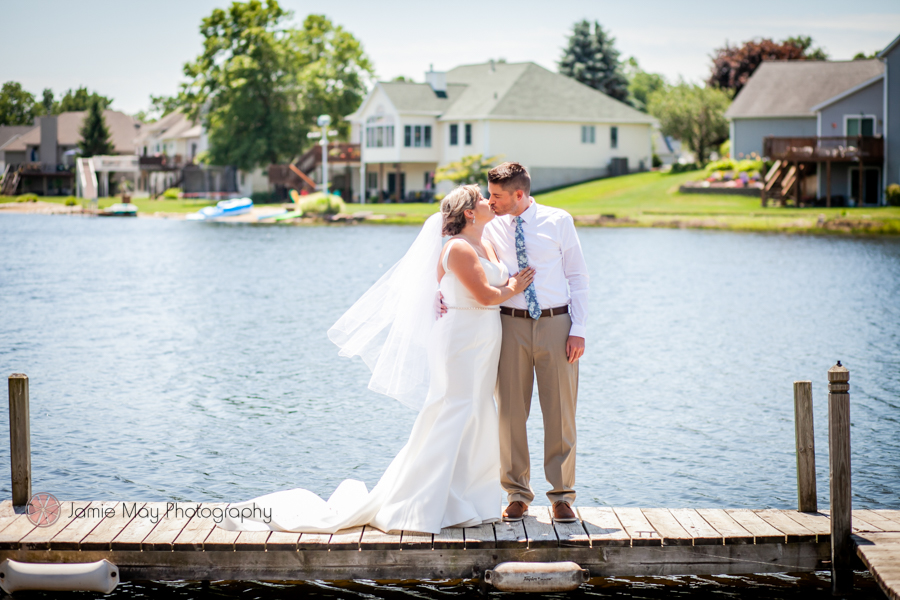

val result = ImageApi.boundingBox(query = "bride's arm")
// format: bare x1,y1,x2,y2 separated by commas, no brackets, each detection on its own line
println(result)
447,242,535,306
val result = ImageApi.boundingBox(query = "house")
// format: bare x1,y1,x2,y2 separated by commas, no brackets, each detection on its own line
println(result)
133,110,206,196
0,110,140,196
725,32,900,205
346,61,656,201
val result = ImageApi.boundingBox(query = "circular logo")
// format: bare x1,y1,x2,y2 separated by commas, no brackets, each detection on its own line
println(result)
26,493,61,527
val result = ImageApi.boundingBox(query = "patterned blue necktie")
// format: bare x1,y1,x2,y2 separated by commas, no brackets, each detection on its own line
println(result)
515,216,541,319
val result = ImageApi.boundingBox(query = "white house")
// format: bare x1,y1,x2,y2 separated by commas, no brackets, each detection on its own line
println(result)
346,61,655,200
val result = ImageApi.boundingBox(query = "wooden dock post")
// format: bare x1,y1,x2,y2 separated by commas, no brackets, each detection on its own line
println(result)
828,362,852,595
8,373,31,507
793,381,816,512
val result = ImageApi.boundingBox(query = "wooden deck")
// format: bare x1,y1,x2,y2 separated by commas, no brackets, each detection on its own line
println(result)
0,499,897,592
853,510,900,600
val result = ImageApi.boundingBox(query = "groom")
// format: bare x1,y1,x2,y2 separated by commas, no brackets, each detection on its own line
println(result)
482,162,589,523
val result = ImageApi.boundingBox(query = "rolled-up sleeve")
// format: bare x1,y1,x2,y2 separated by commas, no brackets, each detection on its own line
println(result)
560,215,589,339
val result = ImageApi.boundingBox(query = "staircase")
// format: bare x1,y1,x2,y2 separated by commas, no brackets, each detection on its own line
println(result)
76,158,98,202
1,165,20,196
761,160,803,207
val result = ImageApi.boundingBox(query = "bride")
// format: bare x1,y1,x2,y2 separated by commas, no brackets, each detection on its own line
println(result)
219,184,535,534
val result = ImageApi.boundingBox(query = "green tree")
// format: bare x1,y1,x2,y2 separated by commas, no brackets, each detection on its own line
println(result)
853,51,878,60
783,36,828,60
78,97,114,157
177,1,373,170
434,154,503,188
40,88,55,115
0,82,37,125
558,20,629,102
57,87,113,112
648,83,731,164
624,57,666,113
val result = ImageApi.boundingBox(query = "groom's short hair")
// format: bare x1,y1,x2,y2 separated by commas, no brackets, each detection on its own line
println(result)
488,162,531,196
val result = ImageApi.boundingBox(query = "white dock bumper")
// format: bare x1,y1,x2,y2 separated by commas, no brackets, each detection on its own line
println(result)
0,559,119,594
484,561,589,592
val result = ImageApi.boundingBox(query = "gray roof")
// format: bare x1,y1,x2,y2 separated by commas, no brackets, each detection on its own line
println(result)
444,62,654,123
725,60,884,119
367,62,654,124
4,110,141,153
377,81,465,113
0,125,36,151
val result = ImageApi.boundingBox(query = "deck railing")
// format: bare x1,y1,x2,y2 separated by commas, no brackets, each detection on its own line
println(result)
763,136,883,162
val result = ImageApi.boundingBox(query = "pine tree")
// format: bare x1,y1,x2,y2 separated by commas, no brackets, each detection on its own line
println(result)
558,20,629,102
78,97,114,157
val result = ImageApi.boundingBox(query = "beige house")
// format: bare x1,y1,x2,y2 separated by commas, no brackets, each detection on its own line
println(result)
347,61,655,201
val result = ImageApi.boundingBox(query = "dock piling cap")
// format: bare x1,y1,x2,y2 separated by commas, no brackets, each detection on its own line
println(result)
828,361,849,383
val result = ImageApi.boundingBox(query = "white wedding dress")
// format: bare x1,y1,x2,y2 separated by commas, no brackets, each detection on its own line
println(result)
219,239,508,534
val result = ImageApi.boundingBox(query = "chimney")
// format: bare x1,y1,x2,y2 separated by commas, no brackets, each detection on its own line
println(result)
39,116,58,168
425,65,446,94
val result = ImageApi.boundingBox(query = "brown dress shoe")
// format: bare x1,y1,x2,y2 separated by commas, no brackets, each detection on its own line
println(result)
553,501,577,522
502,501,528,522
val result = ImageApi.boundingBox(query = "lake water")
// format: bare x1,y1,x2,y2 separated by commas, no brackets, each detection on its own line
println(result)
0,213,898,598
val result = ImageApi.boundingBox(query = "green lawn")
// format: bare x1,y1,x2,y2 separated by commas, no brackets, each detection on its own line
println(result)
349,170,900,234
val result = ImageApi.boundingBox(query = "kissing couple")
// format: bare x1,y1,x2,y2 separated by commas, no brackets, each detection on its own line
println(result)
220,162,589,534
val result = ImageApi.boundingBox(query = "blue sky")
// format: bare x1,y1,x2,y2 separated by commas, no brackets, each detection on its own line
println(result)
2,0,898,115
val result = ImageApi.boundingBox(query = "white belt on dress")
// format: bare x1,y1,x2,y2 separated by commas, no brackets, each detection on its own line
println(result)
445,305,500,311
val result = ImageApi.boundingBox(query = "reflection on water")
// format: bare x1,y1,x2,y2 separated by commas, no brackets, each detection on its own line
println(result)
1,214,898,598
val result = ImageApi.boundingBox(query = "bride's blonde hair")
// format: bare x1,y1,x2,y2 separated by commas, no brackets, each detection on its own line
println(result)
440,184,480,236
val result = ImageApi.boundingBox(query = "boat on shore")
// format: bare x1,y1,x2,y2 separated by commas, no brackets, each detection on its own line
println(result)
186,197,253,221
98,203,138,217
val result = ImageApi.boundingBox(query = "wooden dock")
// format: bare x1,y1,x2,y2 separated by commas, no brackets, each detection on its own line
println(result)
1,499,899,592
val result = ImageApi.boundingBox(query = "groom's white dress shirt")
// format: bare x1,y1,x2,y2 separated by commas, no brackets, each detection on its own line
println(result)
484,198,589,339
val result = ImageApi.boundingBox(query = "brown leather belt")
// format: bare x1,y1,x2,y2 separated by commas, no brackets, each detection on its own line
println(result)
499,305,569,319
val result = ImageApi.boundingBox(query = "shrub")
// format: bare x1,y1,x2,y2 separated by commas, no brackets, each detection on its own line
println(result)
64,196,79,206
162,187,181,200
250,191,276,204
297,192,345,216
719,139,731,158
670,162,700,174
15,194,38,203
887,184,900,207
652,153,662,168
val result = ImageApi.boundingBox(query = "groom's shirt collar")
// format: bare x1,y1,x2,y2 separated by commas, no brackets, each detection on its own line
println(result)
509,197,536,225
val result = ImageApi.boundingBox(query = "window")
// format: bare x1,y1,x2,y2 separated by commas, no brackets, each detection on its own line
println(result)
424,125,431,147
610,126,618,149
581,125,595,144
424,171,434,190
846,116,875,137
465,123,472,145
414,125,422,147
404,125,412,147
449,124,458,146
365,125,394,148
366,172,378,189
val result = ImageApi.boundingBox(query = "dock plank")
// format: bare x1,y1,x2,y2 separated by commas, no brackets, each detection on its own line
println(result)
857,510,900,532
871,510,900,529
143,503,200,551
0,501,23,536
463,524,495,549
173,504,220,551
524,507,559,548
267,531,300,551
755,510,816,543
203,519,242,552
614,508,661,546
52,501,120,551
823,509,887,533
433,527,465,550
577,507,630,547
328,526,363,550
549,507,590,548
234,530,271,551
360,526,402,550
642,508,693,546
695,509,754,544
725,509,785,543
20,501,90,550
111,503,167,551
669,509,722,545
0,513,38,550
780,510,831,542
400,530,432,550
855,532,900,600
297,532,331,551
82,502,142,551
493,520,527,549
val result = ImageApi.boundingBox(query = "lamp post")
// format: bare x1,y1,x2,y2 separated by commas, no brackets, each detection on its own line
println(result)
307,115,338,194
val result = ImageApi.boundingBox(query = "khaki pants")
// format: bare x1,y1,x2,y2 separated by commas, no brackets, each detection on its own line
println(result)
496,312,578,505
